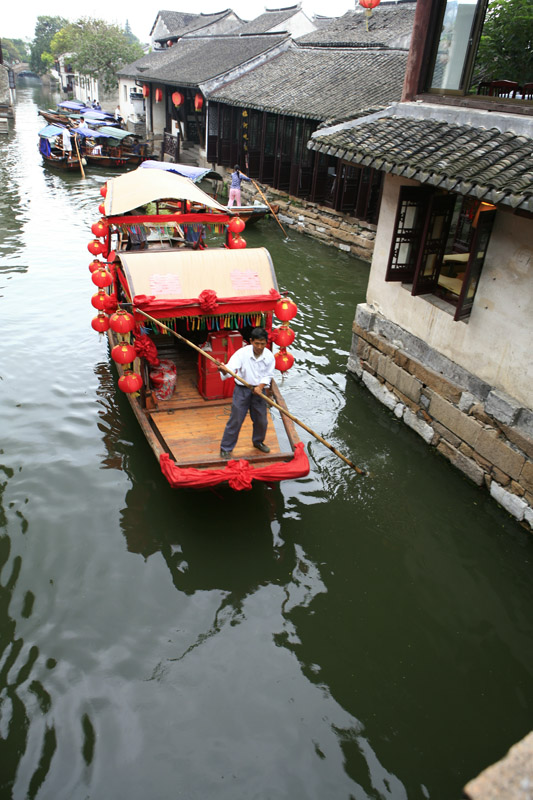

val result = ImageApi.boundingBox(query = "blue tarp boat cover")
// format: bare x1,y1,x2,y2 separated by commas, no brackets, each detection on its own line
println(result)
57,100,85,110
140,160,223,183
75,124,114,139
38,124,67,139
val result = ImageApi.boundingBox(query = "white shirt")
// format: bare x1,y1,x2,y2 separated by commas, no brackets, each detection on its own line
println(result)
222,344,275,387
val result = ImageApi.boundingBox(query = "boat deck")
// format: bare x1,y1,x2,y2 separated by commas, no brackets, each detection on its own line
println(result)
140,338,297,469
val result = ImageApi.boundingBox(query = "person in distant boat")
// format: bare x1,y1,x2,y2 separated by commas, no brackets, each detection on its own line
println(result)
114,105,122,123
219,327,275,458
227,164,251,207
92,99,101,110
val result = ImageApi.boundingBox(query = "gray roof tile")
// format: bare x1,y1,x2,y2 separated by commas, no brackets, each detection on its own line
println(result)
232,6,302,34
118,34,288,87
310,115,533,210
296,4,416,49
209,45,407,123
152,10,233,39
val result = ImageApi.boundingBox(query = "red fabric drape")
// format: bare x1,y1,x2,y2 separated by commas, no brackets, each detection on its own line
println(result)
133,290,281,318
159,442,309,490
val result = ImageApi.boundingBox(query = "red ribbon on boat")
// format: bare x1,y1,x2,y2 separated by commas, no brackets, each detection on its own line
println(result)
198,289,218,313
134,334,160,365
159,442,310,490
103,293,118,313
133,290,281,317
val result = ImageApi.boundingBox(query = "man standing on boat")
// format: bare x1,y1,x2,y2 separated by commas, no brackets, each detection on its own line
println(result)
219,328,275,457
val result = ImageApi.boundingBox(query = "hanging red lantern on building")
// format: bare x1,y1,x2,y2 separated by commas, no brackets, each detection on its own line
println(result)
89,259,102,273
167,39,174,47
109,309,135,334
91,268,113,288
88,239,105,256
172,91,184,107
272,326,295,348
99,183,107,198
98,202,106,215
118,370,143,394
155,87,163,103
91,313,110,333
359,0,381,29
275,298,298,322
142,84,150,98
91,218,108,238
275,348,295,372
228,217,245,234
91,290,108,311
111,342,136,365
194,92,203,112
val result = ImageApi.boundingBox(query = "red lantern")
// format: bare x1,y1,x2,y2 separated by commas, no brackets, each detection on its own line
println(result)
109,310,135,334
142,84,150,98
228,217,245,234
172,91,184,107
229,235,246,249
272,326,295,347
155,88,163,103
111,342,136,365
99,183,107,198
275,348,295,372
118,370,143,393
91,268,113,288
359,0,380,7
88,239,105,256
91,313,110,333
89,259,102,273
167,40,173,47
91,219,108,238
275,298,298,322
98,203,106,215
194,93,203,112
91,290,108,311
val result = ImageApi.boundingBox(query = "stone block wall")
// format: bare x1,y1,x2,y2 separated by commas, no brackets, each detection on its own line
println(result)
349,304,533,530
239,181,376,261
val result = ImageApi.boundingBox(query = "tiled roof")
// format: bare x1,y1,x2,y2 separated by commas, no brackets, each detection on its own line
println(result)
233,6,302,34
151,10,233,39
209,45,408,123
296,4,416,49
118,35,288,87
309,110,533,211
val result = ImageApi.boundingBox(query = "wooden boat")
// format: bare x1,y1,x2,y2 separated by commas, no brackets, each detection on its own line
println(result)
139,161,278,221
90,168,309,490
38,124,82,171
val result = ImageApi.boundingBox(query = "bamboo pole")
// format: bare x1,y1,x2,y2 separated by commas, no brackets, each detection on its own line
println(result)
131,307,367,476
251,179,290,238
73,132,85,179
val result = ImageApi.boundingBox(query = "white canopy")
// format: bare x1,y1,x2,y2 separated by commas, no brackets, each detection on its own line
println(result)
103,168,230,216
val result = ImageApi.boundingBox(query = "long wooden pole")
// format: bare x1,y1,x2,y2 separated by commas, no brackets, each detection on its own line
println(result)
131,307,366,475
251,179,290,238
73,132,85,179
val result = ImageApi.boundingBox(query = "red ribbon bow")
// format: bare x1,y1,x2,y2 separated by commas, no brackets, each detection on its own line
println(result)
198,289,218,313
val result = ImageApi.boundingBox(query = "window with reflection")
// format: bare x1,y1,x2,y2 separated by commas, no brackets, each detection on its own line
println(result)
428,0,488,93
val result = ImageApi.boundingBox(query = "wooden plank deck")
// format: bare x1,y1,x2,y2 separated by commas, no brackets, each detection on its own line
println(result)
145,338,295,468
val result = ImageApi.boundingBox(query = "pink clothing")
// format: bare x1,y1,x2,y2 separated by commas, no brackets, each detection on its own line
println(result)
228,187,241,207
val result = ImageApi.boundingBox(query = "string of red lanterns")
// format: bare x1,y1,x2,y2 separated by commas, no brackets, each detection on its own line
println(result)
273,298,298,372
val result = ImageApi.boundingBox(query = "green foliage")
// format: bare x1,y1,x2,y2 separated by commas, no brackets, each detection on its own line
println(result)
47,18,144,93
124,20,139,45
474,0,533,83
30,16,67,75
2,38,30,63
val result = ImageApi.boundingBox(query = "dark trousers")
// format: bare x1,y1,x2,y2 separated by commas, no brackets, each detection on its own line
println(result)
220,385,268,451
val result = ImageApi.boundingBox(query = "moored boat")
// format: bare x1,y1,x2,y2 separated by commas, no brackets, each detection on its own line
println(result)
38,124,82,171
88,168,308,490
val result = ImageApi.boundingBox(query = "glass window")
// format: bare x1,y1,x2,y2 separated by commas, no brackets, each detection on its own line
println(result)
428,0,482,91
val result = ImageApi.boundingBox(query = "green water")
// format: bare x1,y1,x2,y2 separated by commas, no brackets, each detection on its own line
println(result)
0,86,532,800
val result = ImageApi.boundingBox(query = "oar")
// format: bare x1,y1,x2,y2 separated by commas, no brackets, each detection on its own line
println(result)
73,133,85,179
130,307,366,476
250,179,290,238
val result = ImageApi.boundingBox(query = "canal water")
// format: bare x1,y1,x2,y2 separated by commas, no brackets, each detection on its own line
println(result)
1,87,532,800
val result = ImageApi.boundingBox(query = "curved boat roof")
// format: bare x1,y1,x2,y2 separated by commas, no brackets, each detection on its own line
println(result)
104,168,230,215
140,160,223,183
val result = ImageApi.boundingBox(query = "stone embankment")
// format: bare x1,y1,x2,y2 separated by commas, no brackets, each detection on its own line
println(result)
349,304,533,530
240,182,375,261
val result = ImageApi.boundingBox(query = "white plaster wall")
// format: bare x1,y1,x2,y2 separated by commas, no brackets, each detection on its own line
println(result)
118,78,144,122
151,17,170,46
270,11,316,37
151,88,167,134
367,174,533,408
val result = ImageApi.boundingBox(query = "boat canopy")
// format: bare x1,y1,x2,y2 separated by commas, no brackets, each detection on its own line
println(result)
140,160,223,183
57,100,84,110
38,124,67,139
119,248,280,317
96,126,136,141
104,169,230,216
75,124,115,139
